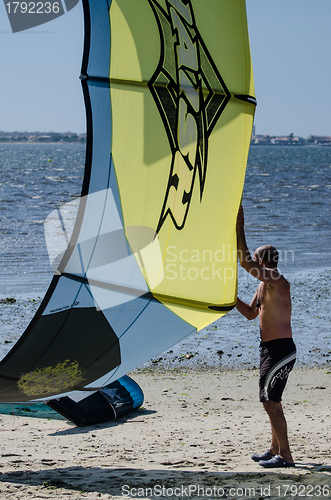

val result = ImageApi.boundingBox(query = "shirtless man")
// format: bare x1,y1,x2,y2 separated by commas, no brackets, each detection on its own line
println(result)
235,205,296,468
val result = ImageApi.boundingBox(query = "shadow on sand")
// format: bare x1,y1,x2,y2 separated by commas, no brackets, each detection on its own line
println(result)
0,464,330,498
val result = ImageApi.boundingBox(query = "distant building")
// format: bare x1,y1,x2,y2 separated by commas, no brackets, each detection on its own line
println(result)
251,134,271,145
308,135,331,145
251,133,306,145
37,135,52,142
271,134,306,145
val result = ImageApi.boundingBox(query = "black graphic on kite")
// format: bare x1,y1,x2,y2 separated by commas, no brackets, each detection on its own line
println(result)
148,0,231,232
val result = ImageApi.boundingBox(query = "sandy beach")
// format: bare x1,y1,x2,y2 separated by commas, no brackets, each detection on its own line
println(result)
0,270,330,499
0,366,329,499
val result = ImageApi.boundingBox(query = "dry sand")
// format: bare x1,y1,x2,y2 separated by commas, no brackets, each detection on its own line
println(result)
0,367,330,499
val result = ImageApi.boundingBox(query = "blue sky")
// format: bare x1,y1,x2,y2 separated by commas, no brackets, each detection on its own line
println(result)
0,0,330,137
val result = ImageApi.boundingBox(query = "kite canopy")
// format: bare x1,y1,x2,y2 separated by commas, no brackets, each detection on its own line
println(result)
0,0,255,403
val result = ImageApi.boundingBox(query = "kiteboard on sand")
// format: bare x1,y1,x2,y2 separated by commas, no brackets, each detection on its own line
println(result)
47,375,144,427
0,0,255,424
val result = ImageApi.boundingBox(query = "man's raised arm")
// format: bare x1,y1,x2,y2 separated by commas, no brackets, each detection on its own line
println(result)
236,205,285,287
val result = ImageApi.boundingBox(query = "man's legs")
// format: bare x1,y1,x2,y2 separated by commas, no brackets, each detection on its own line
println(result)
262,400,294,464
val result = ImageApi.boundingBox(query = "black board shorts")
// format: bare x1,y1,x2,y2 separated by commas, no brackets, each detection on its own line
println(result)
259,338,296,403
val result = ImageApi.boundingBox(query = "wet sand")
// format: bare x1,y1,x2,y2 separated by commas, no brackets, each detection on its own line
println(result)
1,267,331,369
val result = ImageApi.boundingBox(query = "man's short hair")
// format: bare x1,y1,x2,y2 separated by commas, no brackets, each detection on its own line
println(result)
255,245,279,269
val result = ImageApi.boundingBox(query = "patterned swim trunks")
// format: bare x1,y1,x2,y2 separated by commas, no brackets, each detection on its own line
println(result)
259,338,296,403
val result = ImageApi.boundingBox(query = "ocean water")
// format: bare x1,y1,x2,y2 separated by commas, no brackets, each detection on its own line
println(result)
0,143,84,292
0,143,330,367
243,146,331,272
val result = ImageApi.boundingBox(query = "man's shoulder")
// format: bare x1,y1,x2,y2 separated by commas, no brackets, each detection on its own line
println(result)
265,268,290,290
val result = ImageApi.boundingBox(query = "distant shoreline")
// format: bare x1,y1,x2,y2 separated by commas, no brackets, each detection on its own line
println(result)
1,140,330,146
0,139,86,144
2,131,331,146
1,131,331,146
0,132,86,144
250,143,331,146
1,141,330,147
